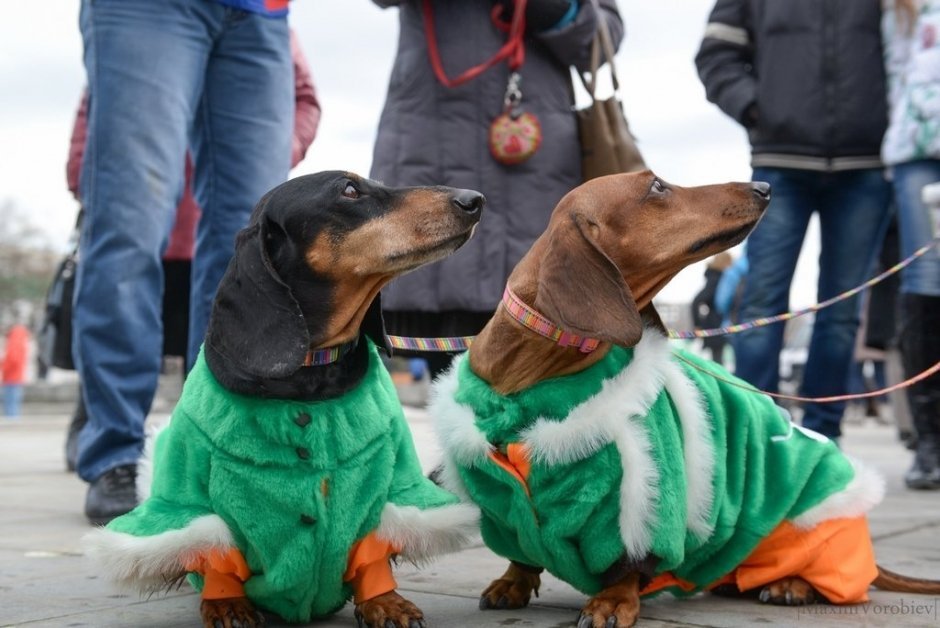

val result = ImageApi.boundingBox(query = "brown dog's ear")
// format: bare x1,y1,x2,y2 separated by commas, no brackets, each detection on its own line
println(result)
534,213,643,348
205,219,310,379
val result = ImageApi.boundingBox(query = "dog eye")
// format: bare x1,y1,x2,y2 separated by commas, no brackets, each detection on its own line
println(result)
651,179,667,195
342,182,360,199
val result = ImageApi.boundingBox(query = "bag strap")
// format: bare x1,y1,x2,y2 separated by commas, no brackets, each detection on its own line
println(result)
67,208,84,254
422,0,528,88
579,0,621,99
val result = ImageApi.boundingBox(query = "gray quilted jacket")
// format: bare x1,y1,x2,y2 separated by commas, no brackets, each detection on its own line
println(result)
371,0,623,313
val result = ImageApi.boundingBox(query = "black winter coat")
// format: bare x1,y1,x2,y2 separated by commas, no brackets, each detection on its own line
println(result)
695,0,887,172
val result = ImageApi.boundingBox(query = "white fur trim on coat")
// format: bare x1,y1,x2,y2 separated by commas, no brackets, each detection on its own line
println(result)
83,514,235,593
790,457,886,530
611,413,660,560
135,416,172,503
521,332,672,560
429,359,494,466
520,332,671,466
661,359,715,541
435,458,473,503
376,503,480,564
433,331,676,563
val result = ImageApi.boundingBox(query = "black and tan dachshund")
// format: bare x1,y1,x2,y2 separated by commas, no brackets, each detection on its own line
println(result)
206,171,484,400
86,171,484,628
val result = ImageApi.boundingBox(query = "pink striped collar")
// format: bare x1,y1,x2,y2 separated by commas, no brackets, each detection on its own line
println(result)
501,287,601,353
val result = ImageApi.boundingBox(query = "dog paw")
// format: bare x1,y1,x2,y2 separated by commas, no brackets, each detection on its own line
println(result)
354,591,426,628
479,564,541,610
709,583,761,600
577,591,639,628
200,597,265,628
757,577,825,606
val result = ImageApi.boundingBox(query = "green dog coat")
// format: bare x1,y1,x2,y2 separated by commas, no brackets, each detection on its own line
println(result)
85,339,477,622
431,332,884,596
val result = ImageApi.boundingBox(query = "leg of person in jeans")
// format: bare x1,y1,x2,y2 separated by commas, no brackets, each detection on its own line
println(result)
75,0,214,524
799,169,891,439
892,160,940,489
2,384,24,418
732,168,815,394
187,14,293,366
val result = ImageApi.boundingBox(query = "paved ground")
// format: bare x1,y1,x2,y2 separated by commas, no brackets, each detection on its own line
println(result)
2,389,940,627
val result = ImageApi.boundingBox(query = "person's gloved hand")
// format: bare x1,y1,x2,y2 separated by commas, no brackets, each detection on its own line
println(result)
495,0,577,33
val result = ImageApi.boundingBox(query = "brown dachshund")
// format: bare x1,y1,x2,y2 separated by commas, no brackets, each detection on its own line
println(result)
430,171,940,628
85,172,484,628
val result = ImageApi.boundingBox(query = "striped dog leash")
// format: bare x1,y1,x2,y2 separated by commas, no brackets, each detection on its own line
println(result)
387,236,939,350
382,238,940,404
386,287,601,353
669,237,940,339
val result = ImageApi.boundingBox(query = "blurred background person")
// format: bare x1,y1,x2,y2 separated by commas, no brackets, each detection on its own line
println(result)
62,33,320,473
843,218,899,427
882,0,940,489
2,324,30,418
371,0,623,380
74,0,295,525
696,0,893,441
691,251,732,365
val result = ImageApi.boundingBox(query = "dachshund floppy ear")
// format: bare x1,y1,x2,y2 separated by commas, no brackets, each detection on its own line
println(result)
205,218,310,379
534,212,644,348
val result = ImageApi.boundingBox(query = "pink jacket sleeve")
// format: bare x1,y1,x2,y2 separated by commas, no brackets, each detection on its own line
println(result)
290,30,321,167
67,91,89,200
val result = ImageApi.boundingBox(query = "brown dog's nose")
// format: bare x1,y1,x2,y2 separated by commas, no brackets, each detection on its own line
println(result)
751,181,771,201
451,189,486,215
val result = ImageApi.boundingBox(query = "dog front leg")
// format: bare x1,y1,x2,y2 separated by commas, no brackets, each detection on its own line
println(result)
578,572,642,628
185,548,264,628
346,533,426,628
479,561,543,610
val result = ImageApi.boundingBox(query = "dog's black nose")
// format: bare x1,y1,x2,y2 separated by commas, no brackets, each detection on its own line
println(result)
751,181,771,200
451,189,485,215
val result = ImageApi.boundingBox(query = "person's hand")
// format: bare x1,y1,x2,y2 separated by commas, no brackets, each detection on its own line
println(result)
495,0,577,33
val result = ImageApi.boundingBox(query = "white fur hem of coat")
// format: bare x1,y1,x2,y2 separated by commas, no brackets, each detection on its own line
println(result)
790,457,885,530
82,514,235,594
377,502,480,564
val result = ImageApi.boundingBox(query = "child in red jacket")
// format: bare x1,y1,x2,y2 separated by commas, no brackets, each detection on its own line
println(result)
2,324,30,417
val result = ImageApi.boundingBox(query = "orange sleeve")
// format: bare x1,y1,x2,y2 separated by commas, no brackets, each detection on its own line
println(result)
343,533,400,603
733,517,878,604
184,547,252,600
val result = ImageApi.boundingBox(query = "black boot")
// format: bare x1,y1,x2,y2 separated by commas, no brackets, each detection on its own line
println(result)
65,388,87,473
85,464,138,525
899,294,940,490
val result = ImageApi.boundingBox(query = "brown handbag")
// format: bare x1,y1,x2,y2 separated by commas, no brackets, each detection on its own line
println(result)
577,5,646,181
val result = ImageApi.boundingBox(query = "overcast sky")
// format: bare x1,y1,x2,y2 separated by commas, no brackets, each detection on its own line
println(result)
0,1,823,306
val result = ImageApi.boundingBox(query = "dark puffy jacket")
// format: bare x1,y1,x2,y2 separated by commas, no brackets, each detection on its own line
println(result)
695,0,887,172
371,0,623,314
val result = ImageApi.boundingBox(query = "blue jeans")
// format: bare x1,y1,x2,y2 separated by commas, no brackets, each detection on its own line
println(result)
75,0,292,482
731,168,891,439
2,385,23,417
891,160,940,296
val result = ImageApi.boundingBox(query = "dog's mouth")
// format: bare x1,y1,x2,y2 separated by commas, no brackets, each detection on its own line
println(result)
386,227,476,273
687,221,757,256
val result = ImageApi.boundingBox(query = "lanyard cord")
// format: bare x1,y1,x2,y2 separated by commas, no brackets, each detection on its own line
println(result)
422,0,527,88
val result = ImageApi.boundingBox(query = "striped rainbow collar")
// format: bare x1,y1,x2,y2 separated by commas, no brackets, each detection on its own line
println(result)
501,287,601,353
303,337,359,367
